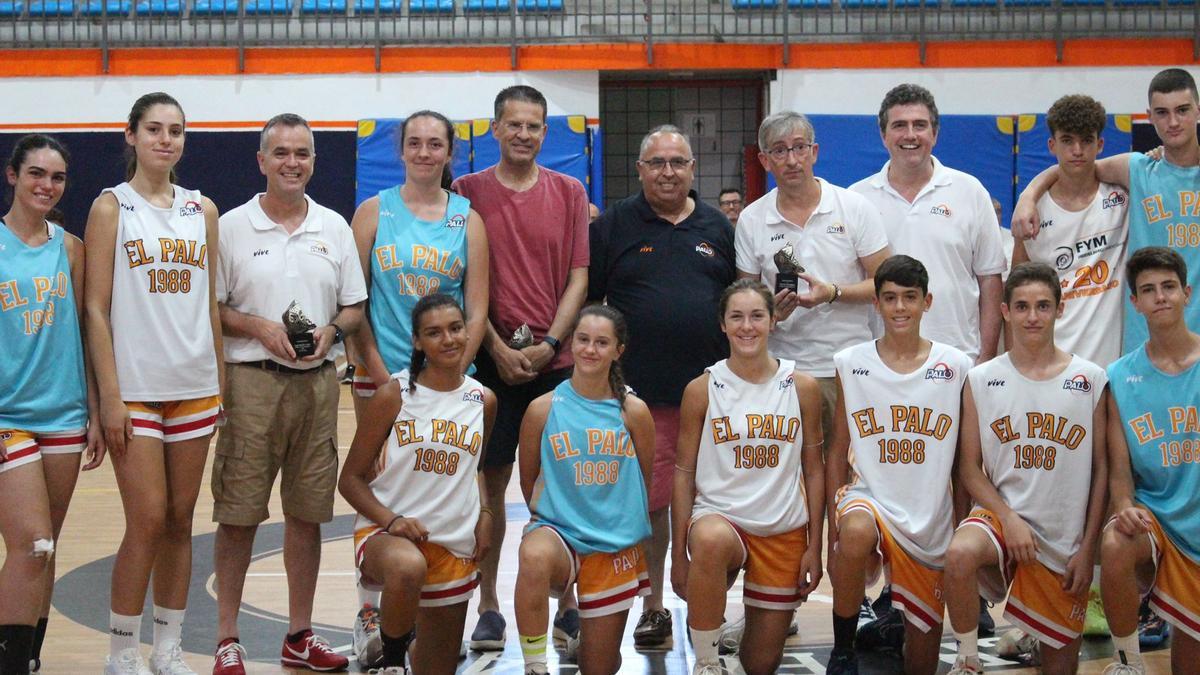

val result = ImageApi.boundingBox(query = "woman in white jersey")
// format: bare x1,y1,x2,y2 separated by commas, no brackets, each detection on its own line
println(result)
84,92,222,675
673,279,826,675
340,294,496,674
0,135,102,675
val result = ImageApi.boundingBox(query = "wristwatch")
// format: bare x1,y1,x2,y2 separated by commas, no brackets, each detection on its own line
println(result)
541,334,561,353
331,323,345,344
827,283,842,304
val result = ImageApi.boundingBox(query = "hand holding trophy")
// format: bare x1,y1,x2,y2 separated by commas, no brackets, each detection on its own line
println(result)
507,323,534,350
773,243,806,294
282,300,317,358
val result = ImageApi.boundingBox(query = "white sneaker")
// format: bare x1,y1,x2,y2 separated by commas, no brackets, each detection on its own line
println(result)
565,632,580,661
692,660,728,675
354,604,384,669
995,627,1038,659
1102,663,1146,674
367,667,410,674
148,641,196,675
105,648,154,675
948,654,984,674
717,616,743,654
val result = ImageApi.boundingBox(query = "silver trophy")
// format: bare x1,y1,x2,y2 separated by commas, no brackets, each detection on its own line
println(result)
507,323,534,350
773,243,806,294
282,300,317,358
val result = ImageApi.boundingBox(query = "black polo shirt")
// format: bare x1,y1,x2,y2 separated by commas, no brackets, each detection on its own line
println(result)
589,190,736,406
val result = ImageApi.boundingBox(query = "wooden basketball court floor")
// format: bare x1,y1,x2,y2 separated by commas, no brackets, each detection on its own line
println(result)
5,384,1172,674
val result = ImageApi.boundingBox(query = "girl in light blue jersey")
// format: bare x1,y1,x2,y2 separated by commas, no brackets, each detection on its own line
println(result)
514,305,655,675
0,134,100,675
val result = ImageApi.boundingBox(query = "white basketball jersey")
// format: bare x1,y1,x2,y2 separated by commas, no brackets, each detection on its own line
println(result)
1023,185,1128,366
106,183,218,401
834,340,972,566
693,359,807,536
968,354,1107,573
359,371,487,558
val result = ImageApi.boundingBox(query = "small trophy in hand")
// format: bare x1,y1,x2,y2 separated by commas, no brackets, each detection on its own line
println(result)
282,300,317,358
508,323,534,350
773,243,806,294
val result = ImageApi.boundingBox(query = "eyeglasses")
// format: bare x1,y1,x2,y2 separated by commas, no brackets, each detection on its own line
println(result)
501,121,544,135
637,157,695,173
719,199,743,207
765,142,814,161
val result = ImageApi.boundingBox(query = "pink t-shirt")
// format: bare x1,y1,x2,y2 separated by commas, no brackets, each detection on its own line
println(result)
452,165,590,371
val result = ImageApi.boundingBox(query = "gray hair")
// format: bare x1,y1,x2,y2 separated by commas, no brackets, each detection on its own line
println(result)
260,113,315,153
639,124,692,158
758,111,815,151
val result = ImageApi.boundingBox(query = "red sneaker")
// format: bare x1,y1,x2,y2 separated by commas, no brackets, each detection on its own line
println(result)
280,630,349,672
212,639,246,675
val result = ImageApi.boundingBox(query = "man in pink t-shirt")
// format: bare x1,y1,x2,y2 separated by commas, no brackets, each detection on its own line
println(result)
451,85,590,653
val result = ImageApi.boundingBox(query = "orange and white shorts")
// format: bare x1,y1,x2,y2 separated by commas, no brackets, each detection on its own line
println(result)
127,396,220,443
1108,506,1200,642
838,497,945,632
351,363,376,398
354,526,480,607
529,524,650,619
0,428,86,473
690,513,810,611
960,508,1086,650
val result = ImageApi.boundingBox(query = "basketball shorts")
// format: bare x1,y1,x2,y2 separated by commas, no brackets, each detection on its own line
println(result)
689,513,810,611
529,524,650,619
127,396,220,443
354,526,480,607
1108,505,1200,642
0,427,86,473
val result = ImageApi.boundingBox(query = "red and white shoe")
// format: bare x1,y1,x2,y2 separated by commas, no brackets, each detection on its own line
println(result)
280,630,349,672
211,640,246,675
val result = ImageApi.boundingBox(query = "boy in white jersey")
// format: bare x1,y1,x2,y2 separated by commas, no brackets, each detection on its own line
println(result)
1100,247,1200,675
1011,94,1128,367
945,262,1109,674
826,255,973,675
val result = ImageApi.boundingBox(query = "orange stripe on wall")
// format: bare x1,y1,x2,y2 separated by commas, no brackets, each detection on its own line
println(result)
0,39,1195,77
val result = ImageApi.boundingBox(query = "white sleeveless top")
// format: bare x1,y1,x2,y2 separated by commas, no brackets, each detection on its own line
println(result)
105,182,218,401
834,340,972,566
967,354,1107,573
693,359,807,536
357,371,487,558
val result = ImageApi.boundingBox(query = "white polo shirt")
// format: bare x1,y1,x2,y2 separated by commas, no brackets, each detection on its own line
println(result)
850,157,1006,360
217,193,367,368
735,180,889,377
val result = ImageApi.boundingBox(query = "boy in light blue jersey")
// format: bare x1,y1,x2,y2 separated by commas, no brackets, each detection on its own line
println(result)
1015,68,1200,352
1102,247,1200,674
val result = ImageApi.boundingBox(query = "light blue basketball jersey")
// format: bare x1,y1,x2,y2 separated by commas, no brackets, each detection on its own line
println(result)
1123,154,1200,352
0,220,87,432
369,187,470,373
527,380,651,555
1108,346,1200,564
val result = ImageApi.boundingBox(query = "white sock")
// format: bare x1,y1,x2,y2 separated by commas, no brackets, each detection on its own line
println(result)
955,629,978,658
357,580,380,607
109,612,141,658
152,605,185,652
1112,632,1143,666
690,626,721,664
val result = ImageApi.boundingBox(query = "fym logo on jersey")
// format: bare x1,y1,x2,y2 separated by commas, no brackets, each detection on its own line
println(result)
1063,375,1092,393
924,362,955,381
929,204,952,217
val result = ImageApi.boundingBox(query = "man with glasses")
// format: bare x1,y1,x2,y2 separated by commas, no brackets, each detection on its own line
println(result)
452,84,591,653
718,187,745,226
588,124,736,650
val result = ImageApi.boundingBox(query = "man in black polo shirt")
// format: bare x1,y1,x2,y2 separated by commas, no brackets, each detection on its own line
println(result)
588,124,736,649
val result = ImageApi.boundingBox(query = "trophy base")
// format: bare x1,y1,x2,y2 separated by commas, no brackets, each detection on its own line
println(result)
289,333,316,358
775,274,799,294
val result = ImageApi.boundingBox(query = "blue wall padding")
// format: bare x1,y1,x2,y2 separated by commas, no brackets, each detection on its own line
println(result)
765,114,1016,228
358,115,590,207
589,125,604,209
1014,114,1133,206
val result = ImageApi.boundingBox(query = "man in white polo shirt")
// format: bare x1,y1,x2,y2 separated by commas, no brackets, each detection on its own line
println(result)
850,84,1006,364
736,110,891,447
209,113,366,675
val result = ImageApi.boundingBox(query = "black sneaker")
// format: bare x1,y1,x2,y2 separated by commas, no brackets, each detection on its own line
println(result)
856,607,904,658
552,608,580,647
1138,600,1170,648
857,597,877,629
870,586,892,616
978,597,995,636
632,608,673,649
827,647,859,675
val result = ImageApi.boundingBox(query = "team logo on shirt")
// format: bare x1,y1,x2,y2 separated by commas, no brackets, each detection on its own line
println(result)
987,379,1006,387
1102,190,1128,209
1054,246,1075,271
179,200,203,217
851,368,870,376
253,249,270,257
826,223,846,234
930,204,952,217
779,374,794,390
1063,374,1092,393
463,388,484,404
120,202,136,213
695,242,715,257
1125,375,1143,384
924,362,955,382
770,233,785,242
446,214,467,229
639,245,654,253
309,241,330,256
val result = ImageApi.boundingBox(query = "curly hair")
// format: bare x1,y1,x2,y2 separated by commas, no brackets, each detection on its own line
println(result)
1046,94,1106,139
